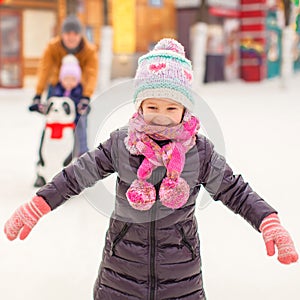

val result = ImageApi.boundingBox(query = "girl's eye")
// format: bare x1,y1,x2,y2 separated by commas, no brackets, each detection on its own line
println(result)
167,107,178,111
147,106,157,110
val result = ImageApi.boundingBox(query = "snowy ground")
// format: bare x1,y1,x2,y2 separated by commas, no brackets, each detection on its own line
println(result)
0,75,299,300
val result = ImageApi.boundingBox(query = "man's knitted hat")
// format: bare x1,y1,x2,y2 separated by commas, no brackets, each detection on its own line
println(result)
59,54,82,82
134,38,194,111
61,15,82,34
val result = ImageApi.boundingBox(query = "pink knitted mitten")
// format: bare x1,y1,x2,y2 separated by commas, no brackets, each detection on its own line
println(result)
259,213,298,264
4,196,51,241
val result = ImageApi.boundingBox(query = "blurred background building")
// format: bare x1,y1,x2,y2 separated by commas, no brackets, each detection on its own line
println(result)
0,0,299,88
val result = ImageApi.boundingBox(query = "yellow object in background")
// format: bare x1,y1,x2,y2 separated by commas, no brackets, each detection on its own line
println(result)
112,0,136,54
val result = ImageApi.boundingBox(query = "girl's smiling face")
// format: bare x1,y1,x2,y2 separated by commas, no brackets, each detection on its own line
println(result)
141,98,185,126
61,75,79,91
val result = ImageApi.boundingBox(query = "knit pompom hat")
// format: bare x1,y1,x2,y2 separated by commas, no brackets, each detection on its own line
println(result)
59,54,82,82
134,38,194,111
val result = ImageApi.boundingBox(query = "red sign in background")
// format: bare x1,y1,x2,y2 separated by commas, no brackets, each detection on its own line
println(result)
240,0,267,81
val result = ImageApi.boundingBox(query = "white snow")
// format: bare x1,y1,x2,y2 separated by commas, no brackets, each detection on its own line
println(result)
0,75,299,300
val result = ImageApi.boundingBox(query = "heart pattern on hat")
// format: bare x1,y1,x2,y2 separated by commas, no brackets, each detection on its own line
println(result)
149,63,167,73
184,70,192,81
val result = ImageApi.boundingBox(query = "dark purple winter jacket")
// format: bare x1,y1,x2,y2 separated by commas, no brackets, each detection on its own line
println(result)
36,127,276,300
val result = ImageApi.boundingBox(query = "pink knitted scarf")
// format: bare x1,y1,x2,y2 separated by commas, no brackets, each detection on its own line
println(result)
124,110,200,210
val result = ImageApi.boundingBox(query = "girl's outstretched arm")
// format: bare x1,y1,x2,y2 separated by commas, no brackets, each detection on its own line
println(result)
4,130,118,240
200,136,298,264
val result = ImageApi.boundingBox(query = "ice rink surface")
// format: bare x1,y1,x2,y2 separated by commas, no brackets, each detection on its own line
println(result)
1,75,299,300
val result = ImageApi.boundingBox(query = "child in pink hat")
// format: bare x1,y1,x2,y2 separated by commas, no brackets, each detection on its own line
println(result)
33,54,89,187
4,38,298,300
51,54,89,157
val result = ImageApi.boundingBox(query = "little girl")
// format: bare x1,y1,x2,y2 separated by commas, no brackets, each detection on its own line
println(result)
49,54,89,157
4,39,298,300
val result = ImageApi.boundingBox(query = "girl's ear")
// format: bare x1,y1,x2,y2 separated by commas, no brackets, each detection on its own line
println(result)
180,108,186,122
140,100,145,112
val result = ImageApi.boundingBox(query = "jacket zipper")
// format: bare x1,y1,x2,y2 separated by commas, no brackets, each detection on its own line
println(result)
110,223,130,256
176,224,196,260
150,206,156,300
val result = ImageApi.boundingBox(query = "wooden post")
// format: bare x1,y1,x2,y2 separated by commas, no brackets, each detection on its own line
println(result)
57,0,67,35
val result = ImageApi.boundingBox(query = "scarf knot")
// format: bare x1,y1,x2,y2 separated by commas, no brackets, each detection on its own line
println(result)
124,110,200,210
